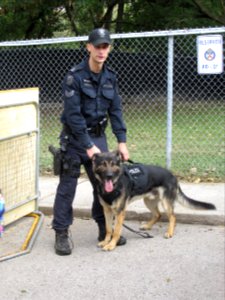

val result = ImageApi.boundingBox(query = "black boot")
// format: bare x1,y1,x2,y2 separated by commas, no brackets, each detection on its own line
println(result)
98,222,106,242
97,223,127,246
55,229,73,255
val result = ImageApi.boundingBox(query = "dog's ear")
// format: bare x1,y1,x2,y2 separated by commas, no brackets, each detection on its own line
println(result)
92,153,99,162
112,150,122,164
91,153,100,171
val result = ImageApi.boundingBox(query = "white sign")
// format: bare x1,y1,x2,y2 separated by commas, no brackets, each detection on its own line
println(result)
197,35,223,74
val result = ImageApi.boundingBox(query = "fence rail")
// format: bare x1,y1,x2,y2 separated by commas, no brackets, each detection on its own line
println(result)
0,27,224,181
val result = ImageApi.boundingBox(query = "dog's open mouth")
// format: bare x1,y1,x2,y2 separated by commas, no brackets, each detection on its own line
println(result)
104,179,114,193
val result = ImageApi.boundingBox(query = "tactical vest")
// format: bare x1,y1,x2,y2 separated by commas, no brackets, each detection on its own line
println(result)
123,163,149,197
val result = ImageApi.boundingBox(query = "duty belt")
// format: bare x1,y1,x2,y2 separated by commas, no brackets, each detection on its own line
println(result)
87,117,108,137
63,117,107,137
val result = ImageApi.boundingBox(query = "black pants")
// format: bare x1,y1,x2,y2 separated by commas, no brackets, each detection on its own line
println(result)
52,132,108,231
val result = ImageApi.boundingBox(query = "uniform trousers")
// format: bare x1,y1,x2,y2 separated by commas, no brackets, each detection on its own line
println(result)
52,131,108,231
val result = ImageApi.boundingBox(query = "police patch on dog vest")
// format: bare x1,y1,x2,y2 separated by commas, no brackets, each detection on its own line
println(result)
124,164,149,197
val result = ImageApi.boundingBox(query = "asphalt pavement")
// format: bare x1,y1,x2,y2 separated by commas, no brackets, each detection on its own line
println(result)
0,176,224,300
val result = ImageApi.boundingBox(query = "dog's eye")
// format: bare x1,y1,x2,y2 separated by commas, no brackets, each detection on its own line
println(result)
95,166,103,173
111,160,119,167
102,161,108,167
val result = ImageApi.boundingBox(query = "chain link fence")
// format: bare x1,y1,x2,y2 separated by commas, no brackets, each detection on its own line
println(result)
0,28,224,181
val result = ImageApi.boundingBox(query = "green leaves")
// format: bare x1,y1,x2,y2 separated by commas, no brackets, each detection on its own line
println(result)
0,1,224,40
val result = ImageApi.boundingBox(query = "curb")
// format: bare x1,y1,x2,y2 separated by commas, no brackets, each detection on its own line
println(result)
39,206,225,226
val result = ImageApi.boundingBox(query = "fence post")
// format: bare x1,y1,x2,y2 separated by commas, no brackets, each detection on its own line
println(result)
166,36,174,169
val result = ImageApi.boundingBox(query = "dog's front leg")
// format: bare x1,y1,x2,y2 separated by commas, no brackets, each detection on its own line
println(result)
98,206,113,248
102,210,126,251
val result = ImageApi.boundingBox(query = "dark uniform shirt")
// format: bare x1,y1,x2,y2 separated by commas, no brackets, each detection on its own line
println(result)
61,58,127,149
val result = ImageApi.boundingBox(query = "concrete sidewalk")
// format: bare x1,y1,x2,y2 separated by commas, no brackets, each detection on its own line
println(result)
38,176,224,226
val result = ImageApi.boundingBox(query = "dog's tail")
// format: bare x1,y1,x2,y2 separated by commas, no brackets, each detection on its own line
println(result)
176,185,216,210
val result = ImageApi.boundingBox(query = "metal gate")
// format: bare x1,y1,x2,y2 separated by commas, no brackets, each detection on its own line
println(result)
0,88,39,226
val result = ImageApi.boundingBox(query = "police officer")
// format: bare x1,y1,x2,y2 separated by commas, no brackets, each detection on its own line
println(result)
53,28,129,255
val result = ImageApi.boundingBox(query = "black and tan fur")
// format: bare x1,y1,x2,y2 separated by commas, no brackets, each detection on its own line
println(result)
92,151,216,251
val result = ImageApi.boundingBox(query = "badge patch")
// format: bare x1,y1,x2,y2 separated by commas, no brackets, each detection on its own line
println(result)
66,75,74,86
65,90,74,97
83,79,92,84
83,79,93,87
128,167,142,176
103,84,113,89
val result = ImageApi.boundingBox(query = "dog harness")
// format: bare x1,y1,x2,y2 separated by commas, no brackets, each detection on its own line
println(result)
123,163,149,197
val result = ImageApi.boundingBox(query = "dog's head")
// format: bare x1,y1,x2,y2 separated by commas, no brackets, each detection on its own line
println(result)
92,151,122,193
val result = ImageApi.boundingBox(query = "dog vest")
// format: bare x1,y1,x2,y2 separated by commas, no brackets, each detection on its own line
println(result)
123,163,149,197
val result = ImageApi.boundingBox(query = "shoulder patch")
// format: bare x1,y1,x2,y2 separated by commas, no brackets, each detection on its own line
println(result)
65,90,75,98
66,75,74,86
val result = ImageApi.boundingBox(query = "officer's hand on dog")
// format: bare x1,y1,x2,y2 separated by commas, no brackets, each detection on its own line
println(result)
86,145,101,159
118,143,129,161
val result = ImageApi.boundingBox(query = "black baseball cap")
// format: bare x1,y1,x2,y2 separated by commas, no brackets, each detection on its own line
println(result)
88,28,112,46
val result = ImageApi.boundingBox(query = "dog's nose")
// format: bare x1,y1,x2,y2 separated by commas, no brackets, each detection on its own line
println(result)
106,173,113,180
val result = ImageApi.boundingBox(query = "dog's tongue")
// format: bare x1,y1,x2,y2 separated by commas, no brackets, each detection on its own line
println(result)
104,180,114,193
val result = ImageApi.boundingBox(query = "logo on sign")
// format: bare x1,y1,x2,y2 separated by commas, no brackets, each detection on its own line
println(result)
204,48,216,61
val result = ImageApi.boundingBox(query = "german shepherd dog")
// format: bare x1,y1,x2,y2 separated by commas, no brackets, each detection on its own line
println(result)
92,151,216,251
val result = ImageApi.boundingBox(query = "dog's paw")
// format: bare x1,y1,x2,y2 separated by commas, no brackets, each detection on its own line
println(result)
98,240,111,248
140,223,152,231
164,232,173,239
97,241,105,247
102,242,116,251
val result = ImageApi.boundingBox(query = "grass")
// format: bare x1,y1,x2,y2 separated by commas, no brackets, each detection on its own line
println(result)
40,101,225,182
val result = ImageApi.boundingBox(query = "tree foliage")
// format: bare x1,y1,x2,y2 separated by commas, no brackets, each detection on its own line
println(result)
0,0,224,40
0,0,65,40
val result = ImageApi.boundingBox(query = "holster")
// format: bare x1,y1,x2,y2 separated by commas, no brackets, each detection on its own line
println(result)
48,145,62,175
49,145,80,177
63,157,80,178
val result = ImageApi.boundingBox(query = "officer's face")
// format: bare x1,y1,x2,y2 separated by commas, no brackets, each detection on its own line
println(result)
87,43,111,65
